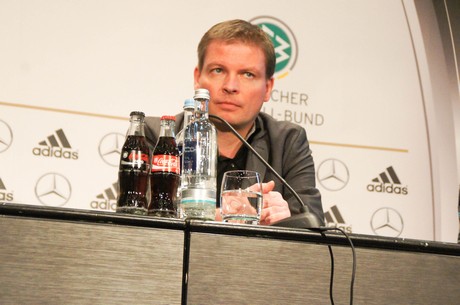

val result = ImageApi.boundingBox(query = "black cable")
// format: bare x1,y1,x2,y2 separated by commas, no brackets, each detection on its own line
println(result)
321,231,335,305
317,227,356,305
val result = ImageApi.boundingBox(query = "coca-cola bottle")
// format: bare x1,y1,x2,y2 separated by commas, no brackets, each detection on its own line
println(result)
117,111,151,215
149,115,180,217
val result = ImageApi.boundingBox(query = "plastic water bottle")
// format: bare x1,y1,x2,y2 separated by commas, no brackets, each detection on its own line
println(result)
180,89,217,220
176,98,196,174
176,98,195,217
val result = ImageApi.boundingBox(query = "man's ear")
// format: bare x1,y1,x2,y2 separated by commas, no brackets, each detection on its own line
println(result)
193,66,201,90
264,77,275,102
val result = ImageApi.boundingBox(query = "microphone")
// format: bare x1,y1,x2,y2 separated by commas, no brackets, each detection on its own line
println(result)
209,114,325,229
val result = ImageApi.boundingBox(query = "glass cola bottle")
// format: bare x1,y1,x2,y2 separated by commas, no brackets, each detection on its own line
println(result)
117,111,150,215
180,89,217,220
149,115,180,217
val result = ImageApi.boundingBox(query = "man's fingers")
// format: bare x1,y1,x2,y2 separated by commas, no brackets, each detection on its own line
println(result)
248,180,275,194
261,180,275,194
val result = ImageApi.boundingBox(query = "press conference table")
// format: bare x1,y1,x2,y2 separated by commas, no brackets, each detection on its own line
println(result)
1,203,459,305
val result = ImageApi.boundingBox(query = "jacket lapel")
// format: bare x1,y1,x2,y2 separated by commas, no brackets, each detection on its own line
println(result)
245,119,269,182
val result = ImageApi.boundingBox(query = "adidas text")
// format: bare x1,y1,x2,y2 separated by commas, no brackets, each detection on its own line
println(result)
367,183,408,195
32,147,79,160
0,191,14,201
326,222,352,234
90,200,116,211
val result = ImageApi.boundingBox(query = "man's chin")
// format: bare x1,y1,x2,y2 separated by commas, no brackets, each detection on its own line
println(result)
209,112,233,123
210,114,234,128
209,115,250,133
208,112,229,123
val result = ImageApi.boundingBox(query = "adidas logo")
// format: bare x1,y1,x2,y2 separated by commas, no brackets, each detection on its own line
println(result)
32,129,79,160
367,166,408,195
324,205,352,233
90,182,118,211
0,177,14,201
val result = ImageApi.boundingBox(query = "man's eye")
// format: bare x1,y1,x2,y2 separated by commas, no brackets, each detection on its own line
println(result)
213,68,222,74
244,72,254,78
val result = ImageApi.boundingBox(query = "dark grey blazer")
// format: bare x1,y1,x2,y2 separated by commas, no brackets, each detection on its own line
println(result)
144,112,324,221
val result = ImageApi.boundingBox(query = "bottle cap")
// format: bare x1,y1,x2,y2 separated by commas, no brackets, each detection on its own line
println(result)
160,115,176,121
184,98,195,109
194,88,210,100
130,111,145,117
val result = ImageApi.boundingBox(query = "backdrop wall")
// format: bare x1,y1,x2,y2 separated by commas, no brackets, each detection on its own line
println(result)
0,0,458,242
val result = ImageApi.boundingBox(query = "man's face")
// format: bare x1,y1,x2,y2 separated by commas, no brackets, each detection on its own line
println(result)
194,40,274,133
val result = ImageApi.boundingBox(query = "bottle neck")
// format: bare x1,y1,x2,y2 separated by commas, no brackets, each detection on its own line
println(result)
127,114,145,136
194,98,209,120
159,120,176,137
183,107,194,127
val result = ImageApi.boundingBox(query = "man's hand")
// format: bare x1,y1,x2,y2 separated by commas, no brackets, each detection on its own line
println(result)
214,180,291,225
259,181,291,225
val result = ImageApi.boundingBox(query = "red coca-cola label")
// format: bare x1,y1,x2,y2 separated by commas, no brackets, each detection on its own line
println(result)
128,152,150,163
151,154,180,174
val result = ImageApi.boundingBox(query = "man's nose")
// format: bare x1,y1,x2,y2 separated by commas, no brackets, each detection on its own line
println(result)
222,73,239,93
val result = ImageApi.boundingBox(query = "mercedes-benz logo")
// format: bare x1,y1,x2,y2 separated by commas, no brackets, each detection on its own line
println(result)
317,158,350,191
35,173,72,207
98,132,124,167
0,119,13,153
370,207,404,237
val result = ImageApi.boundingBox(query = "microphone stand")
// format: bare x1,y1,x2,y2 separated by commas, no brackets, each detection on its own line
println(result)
209,114,325,229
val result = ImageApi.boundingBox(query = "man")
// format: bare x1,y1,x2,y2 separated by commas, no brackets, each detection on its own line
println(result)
145,19,324,225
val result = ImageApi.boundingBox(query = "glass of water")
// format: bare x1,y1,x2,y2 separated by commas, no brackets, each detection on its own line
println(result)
220,170,263,225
